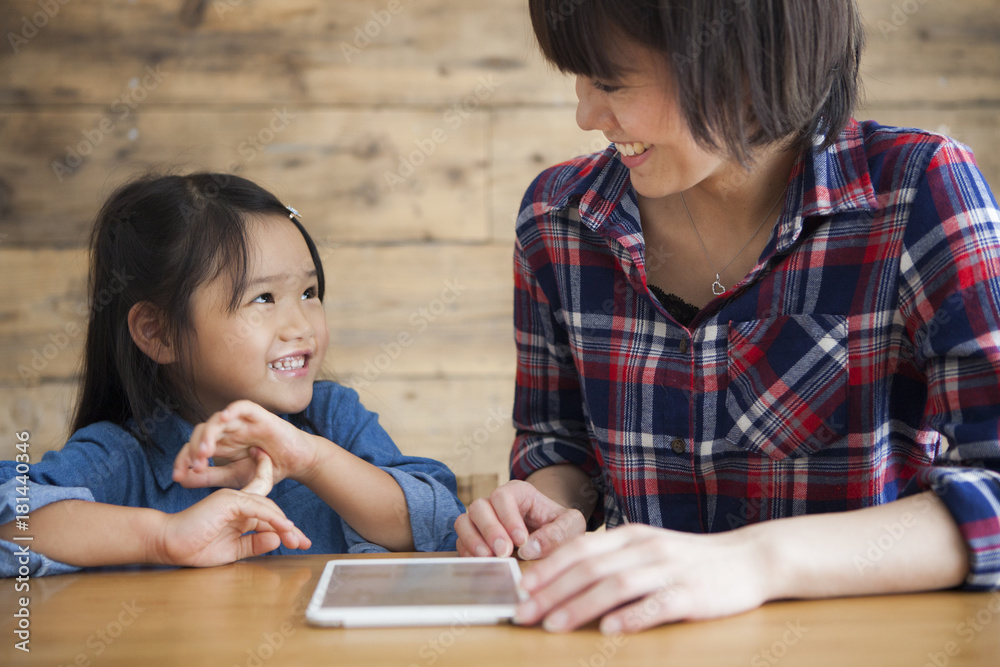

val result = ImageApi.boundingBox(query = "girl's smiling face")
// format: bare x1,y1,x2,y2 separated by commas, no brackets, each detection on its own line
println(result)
184,213,329,418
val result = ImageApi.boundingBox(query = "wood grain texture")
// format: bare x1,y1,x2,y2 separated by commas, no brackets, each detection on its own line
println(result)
0,243,514,383
1,0,997,483
1,0,997,107
2,553,998,667
0,109,490,246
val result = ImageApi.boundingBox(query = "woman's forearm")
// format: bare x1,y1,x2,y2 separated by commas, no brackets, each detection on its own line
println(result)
0,500,165,567
526,464,598,519
750,491,969,601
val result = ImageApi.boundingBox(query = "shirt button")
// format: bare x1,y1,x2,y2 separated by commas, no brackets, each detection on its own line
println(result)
671,438,686,455
678,338,689,354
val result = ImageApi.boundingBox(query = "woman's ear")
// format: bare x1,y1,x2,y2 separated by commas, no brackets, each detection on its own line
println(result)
127,302,177,364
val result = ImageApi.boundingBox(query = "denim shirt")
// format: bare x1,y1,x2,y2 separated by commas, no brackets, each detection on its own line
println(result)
1,381,463,576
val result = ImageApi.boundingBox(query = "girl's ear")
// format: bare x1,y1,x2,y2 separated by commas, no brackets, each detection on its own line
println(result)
127,302,177,364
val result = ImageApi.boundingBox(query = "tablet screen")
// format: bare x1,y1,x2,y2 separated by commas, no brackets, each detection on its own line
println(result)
321,559,521,607
306,557,524,627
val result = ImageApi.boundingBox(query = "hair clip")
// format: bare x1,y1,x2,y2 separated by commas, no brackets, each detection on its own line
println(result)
286,206,302,220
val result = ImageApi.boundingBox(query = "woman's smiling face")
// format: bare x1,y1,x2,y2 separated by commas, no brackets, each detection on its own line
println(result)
574,39,731,200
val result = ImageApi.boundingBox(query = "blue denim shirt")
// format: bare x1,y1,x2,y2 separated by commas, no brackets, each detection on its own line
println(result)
1,381,462,576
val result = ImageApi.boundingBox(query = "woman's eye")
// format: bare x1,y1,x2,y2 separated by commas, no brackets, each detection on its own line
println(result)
592,80,622,94
251,293,274,304
302,286,318,300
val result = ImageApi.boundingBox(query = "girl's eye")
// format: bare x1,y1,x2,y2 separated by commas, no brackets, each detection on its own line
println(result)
251,293,274,304
302,286,318,300
592,80,622,94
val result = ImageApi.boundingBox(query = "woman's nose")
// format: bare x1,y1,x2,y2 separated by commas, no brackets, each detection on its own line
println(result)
575,77,615,133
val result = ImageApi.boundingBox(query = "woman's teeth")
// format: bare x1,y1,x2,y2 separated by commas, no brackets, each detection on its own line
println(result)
268,356,305,371
615,142,652,157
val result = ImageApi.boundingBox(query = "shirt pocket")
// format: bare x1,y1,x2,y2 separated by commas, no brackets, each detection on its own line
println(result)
725,314,849,460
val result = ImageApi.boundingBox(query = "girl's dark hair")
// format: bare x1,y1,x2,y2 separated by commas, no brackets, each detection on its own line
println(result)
72,172,326,448
529,0,865,161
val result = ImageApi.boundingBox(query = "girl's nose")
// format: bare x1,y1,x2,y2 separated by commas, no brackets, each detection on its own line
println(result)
279,303,314,341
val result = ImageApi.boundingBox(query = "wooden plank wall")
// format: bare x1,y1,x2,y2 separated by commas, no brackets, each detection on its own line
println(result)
1,0,998,492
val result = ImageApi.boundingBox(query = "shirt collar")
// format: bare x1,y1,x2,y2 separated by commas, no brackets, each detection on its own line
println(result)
776,118,880,252
128,409,197,492
544,119,880,253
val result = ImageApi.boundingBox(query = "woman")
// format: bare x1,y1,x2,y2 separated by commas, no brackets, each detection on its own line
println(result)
455,0,1000,634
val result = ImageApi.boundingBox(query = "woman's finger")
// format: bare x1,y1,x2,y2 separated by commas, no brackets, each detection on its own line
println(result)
464,498,511,557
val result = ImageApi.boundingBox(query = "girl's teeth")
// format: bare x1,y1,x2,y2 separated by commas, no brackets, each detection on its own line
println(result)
268,356,305,371
615,142,652,157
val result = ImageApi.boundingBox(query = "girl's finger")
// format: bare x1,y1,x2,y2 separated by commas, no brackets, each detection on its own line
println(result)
241,448,275,496
175,464,245,489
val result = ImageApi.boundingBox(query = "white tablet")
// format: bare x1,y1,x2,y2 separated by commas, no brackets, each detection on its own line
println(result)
305,557,525,627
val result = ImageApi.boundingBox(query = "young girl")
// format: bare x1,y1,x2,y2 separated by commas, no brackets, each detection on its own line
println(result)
456,0,1000,634
0,172,463,576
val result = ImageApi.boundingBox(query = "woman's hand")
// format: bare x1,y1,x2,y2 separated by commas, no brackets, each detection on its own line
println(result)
514,523,771,634
154,488,312,568
172,400,319,492
455,479,586,559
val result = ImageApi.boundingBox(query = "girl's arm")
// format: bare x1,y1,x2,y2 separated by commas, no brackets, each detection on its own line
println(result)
0,491,310,568
173,400,415,551
515,491,968,633
297,432,414,551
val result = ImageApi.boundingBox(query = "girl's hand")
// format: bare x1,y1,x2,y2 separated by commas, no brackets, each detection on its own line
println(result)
514,524,770,634
455,480,586,559
155,488,312,568
172,400,319,492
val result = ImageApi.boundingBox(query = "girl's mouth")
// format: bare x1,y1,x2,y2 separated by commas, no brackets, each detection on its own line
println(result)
268,354,308,372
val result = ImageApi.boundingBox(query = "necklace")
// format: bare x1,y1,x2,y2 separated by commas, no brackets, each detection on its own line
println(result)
680,186,787,296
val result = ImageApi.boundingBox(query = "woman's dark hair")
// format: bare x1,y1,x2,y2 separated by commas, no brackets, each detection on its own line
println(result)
529,0,865,161
72,172,326,449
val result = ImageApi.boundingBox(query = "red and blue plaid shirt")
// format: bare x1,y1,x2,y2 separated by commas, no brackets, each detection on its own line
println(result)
511,119,1000,589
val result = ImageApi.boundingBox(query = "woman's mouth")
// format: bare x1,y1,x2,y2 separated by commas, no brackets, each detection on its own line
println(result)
614,142,652,156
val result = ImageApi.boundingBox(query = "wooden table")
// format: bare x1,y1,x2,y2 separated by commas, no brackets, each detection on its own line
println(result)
3,552,999,667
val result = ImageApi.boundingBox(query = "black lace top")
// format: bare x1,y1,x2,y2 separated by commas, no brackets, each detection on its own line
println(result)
648,284,699,328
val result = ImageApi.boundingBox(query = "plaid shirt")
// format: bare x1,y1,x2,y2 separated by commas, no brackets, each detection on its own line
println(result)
511,120,1000,589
